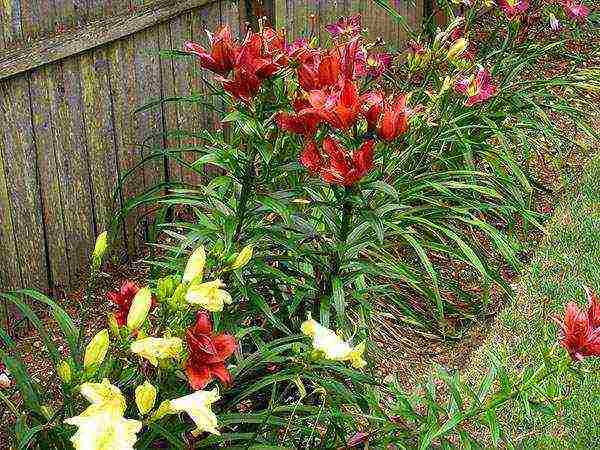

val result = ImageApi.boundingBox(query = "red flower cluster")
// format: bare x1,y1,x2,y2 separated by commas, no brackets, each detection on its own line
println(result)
554,289,600,361
185,311,237,390
300,138,375,186
184,25,288,102
107,281,156,327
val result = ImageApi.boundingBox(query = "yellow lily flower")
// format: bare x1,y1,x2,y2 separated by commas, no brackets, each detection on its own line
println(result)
301,317,366,369
183,245,206,283
165,388,221,436
79,378,127,417
65,409,142,450
185,279,232,312
130,337,183,366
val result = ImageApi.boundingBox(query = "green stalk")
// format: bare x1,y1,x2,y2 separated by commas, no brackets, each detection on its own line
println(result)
234,146,258,243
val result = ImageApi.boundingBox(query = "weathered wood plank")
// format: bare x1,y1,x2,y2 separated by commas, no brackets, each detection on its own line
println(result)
106,34,142,256
46,57,96,281
157,20,183,182
80,49,121,237
1,0,24,48
0,76,50,292
0,0,220,80
29,66,71,291
133,25,165,215
168,12,196,185
0,85,22,293
53,0,77,31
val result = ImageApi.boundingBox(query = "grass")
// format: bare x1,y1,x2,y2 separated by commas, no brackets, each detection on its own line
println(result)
467,151,600,448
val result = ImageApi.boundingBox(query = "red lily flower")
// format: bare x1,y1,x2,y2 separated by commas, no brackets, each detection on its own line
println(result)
455,68,497,106
308,78,361,130
297,49,341,91
216,68,261,103
561,1,589,23
497,0,529,20
377,95,410,142
325,14,362,40
315,137,374,186
107,281,140,327
299,140,323,173
276,96,322,136
361,93,410,142
185,311,237,390
361,91,384,132
585,288,600,328
184,25,239,76
554,299,600,362
236,29,286,80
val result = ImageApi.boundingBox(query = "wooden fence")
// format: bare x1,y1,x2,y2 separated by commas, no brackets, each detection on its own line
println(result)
0,0,425,318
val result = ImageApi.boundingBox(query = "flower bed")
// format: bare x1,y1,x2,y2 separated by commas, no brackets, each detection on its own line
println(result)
1,1,599,448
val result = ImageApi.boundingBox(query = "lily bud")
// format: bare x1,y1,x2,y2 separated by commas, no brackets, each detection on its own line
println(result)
91,231,108,271
447,38,468,60
84,329,109,369
127,287,152,331
135,381,157,416
156,276,178,302
231,245,253,270
107,313,120,337
150,400,173,423
183,246,206,283
57,359,72,383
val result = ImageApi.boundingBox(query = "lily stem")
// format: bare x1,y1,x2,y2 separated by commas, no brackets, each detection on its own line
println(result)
234,147,258,243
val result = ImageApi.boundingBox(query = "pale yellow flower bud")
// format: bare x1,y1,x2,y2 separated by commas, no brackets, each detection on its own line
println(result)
183,245,206,283
92,231,108,261
231,245,253,270
127,287,152,331
57,359,72,383
447,38,468,60
84,329,109,369
135,381,157,416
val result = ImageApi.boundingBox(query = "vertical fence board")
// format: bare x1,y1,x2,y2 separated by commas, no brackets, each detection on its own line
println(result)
168,12,198,185
1,0,23,47
80,49,121,236
158,21,183,182
133,25,165,231
29,67,71,291
0,77,49,292
0,91,22,293
107,36,142,255
46,58,96,280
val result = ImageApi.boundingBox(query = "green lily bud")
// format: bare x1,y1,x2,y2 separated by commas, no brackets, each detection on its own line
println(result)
91,231,108,271
447,38,468,60
157,276,178,302
107,313,120,338
135,381,157,416
169,282,188,310
231,245,253,270
57,359,72,384
84,329,109,369
127,287,152,331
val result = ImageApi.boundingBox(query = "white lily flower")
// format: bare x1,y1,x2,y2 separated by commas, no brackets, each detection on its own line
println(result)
167,388,221,436
301,317,367,369
65,410,142,450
